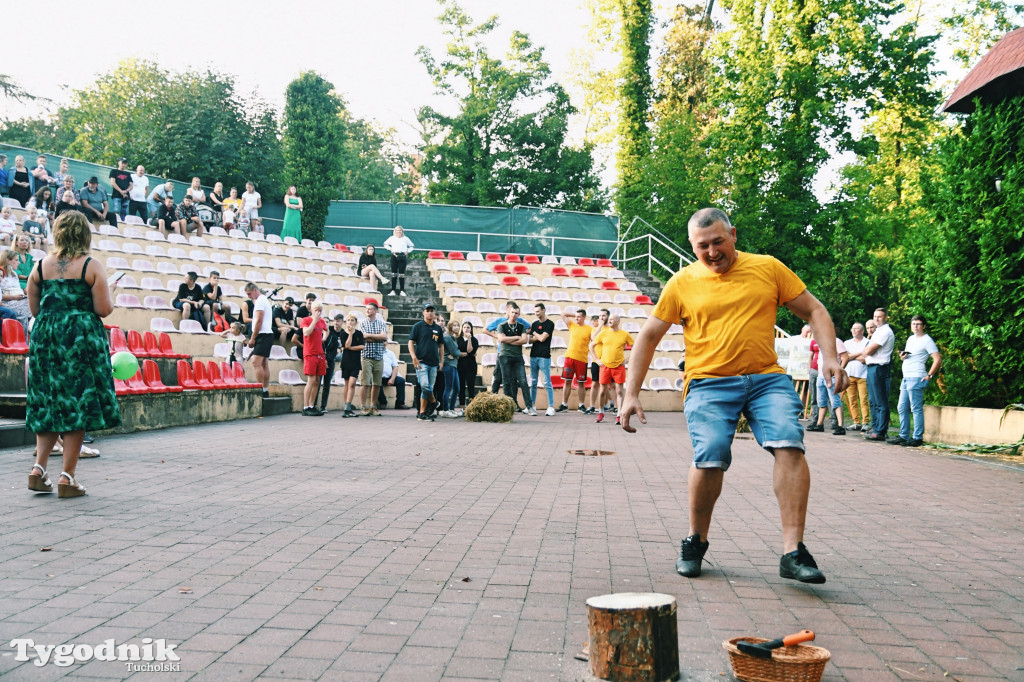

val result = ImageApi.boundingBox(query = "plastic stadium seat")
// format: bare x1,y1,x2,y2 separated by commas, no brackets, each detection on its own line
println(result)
176,361,201,390
634,294,653,304
433,261,452,273
448,251,465,260
445,287,465,299
601,281,620,290
472,263,491,273
523,255,541,264
126,330,148,358
561,279,580,289
551,336,568,349
570,268,587,278
109,328,129,354
144,231,165,242
577,258,594,267
467,288,486,299
660,339,684,353
650,377,674,391
551,267,569,277
488,289,508,300
428,250,445,259
530,291,550,301
501,276,521,287
476,334,494,347
552,291,571,302
232,363,261,388
191,361,217,390
593,293,612,303
509,289,529,301
573,292,592,303
581,279,599,290
453,302,474,313
206,361,232,389
115,293,144,309
513,265,530,275
143,359,181,393
460,274,479,285
439,273,458,284
481,353,497,367
278,369,305,385
653,357,677,371
476,301,497,313
614,294,632,304
334,243,348,252
123,369,150,395
301,238,317,248
669,324,684,335
622,321,642,333
549,375,566,390
467,251,484,261
597,259,613,268
1,319,29,354
159,332,189,359
559,256,577,265
621,281,639,291
501,254,519,263
541,255,558,265
485,253,502,262
492,263,510,274
179,320,207,334
268,345,290,361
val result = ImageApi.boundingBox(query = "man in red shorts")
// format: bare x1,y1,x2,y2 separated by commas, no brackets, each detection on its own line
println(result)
300,302,328,416
590,313,633,424
555,308,594,412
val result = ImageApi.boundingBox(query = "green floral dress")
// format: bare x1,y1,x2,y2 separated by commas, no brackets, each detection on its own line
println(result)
26,257,121,433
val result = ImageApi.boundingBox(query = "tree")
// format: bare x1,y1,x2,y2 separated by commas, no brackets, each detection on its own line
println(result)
614,0,654,221
417,0,607,212
337,115,406,201
939,0,1024,69
282,72,346,243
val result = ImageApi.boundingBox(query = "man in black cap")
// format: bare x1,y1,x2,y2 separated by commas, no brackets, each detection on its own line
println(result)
408,303,444,422
109,157,133,221
79,177,118,227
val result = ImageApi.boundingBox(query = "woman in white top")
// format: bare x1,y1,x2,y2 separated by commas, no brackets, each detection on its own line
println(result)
843,322,870,430
894,315,941,446
0,249,31,327
185,177,206,204
382,225,414,296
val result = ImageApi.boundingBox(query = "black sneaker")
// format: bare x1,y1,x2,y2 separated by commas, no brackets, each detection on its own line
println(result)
831,426,846,436
577,404,587,413
675,534,709,578
585,407,596,415
779,543,826,584
886,436,906,445
342,409,358,418
556,404,569,413
806,423,824,432
902,439,923,447
302,407,317,416
417,413,435,422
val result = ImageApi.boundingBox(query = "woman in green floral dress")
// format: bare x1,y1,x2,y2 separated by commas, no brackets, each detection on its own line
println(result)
26,211,121,498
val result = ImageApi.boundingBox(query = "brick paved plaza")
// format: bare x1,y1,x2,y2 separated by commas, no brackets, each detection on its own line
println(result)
1,412,1022,681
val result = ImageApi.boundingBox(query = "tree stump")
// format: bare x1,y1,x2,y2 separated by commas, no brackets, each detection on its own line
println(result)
586,592,679,682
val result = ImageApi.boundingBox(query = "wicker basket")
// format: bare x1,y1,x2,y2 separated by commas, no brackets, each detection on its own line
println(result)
723,637,830,682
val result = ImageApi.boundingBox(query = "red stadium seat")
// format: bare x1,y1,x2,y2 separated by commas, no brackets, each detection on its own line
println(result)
206,361,231,389
124,369,150,395
113,378,130,396
600,281,619,290
634,295,653,305
551,267,569,277
513,265,530,275
492,264,510,274
570,268,587,278
109,327,129,354
143,331,165,357
427,250,445,259
1,319,29,354
504,254,521,263
549,376,566,389
176,360,202,390
523,255,540,264
160,332,189,359
596,259,613,268
232,362,262,388
363,297,382,308
501,276,521,287
485,253,502,262
220,362,241,387
334,243,348,252
448,251,465,260
126,330,149,357
192,361,216,390
143,359,182,393
578,258,595,267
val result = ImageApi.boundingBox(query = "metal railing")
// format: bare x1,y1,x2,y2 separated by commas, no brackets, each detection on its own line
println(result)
613,217,697,280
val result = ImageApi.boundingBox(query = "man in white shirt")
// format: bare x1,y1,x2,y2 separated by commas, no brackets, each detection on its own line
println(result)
245,282,274,396
890,315,941,447
843,322,869,431
852,307,895,440
128,165,150,222
382,225,414,296
378,348,409,410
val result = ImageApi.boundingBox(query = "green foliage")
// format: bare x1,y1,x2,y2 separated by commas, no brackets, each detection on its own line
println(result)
417,0,607,212
902,98,1024,407
338,116,406,201
615,0,654,220
940,0,1024,69
282,72,347,243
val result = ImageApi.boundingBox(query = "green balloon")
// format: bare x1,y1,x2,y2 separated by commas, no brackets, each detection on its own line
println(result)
111,351,139,380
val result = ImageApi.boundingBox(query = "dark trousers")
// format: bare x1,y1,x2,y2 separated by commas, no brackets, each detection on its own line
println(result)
457,360,477,405
378,375,406,408
490,357,502,393
85,208,118,228
390,253,407,293
498,355,532,408
319,356,337,410
127,200,149,222
867,363,892,435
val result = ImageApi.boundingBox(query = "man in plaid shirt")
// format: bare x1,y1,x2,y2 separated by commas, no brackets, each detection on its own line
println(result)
359,301,389,416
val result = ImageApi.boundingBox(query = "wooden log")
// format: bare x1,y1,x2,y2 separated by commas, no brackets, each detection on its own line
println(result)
586,592,679,682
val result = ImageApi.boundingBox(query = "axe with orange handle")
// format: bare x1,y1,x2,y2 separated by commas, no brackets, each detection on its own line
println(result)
737,630,815,658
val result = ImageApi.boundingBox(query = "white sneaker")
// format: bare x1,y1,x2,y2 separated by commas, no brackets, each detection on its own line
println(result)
526,407,538,416
545,406,555,416
399,291,407,297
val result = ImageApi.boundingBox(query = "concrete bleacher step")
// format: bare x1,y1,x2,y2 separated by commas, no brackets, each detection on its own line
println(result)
261,396,293,417
0,417,34,448
622,269,664,302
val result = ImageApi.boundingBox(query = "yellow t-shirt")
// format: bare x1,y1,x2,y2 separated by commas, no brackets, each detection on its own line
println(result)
593,328,634,368
652,251,805,381
566,321,593,362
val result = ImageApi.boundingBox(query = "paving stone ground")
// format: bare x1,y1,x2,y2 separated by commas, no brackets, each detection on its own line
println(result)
1,410,1022,681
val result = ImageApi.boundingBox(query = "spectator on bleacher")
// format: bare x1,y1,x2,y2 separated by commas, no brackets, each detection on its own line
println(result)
241,181,261,221
30,156,56,195
153,195,180,237
296,292,317,319
379,346,408,410
496,302,537,416
54,177,81,218
209,182,224,225
319,314,344,413
409,303,443,422
79,176,118,228
0,206,16,245
555,309,593,413
339,313,365,418
0,154,9,197
1,248,32,326
590,313,634,425
300,302,327,416
108,158,133,221
8,156,33,207
219,322,247,364
221,187,241,229
13,234,34,289
383,225,414,297
174,271,209,328
203,271,226,330
587,310,610,414
281,186,303,241
456,320,479,408
529,303,556,416
128,165,149,222
358,245,386,292
890,315,942,447
185,177,206,204
26,210,121,499
358,301,387,416
438,320,462,417
273,296,302,349
244,282,273,396
53,158,71,190
29,186,55,219
147,181,174,217
250,218,264,234
843,322,869,431
175,194,205,235
22,207,49,250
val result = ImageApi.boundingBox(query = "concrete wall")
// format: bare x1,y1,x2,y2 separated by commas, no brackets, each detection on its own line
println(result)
924,405,1024,445
99,389,262,435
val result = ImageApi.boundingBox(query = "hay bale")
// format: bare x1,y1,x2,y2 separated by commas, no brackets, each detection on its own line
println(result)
736,415,750,433
465,391,518,423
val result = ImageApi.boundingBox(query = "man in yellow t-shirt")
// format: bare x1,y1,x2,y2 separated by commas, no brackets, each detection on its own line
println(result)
620,207,848,585
589,314,634,425
555,309,594,412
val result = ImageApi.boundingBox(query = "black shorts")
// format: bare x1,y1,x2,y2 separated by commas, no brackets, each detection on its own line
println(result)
590,362,600,384
252,333,274,358
341,363,361,381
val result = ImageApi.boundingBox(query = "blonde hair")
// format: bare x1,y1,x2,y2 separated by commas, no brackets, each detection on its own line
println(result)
0,249,19,275
51,211,93,261
448,320,460,335
345,313,358,323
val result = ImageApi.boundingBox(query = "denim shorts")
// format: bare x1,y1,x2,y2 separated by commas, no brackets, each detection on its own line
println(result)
683,373,804,471
415,364,438,396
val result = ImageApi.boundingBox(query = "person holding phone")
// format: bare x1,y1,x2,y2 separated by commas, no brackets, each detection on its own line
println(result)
889,316,941,447
299,302,328,416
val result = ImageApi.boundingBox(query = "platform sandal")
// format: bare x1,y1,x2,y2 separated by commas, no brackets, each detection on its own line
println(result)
57,472,87,499
28,465,53,493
